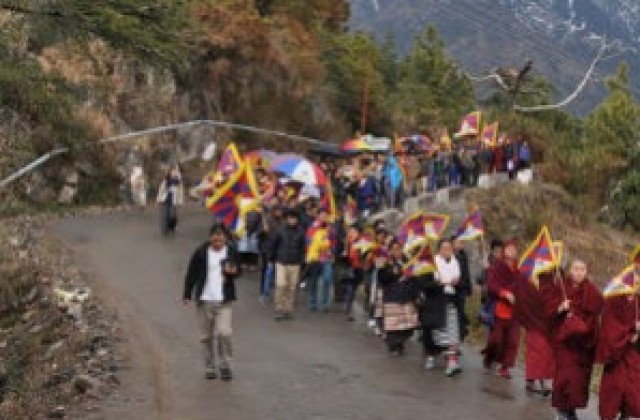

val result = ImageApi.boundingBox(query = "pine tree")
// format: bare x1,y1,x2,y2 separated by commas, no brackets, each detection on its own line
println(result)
391,26,474,132
584,63,640,198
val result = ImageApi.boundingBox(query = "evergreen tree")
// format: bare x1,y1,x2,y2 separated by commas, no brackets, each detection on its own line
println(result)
584,63,640,199
391,26,474,132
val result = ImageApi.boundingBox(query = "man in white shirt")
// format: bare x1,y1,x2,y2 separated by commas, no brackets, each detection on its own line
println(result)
434,239,462,377
183,223,240,381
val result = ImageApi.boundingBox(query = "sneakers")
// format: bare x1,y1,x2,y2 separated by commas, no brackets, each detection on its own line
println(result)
205,369,217,380
424,356,435,370
446,360,462,377
220,367,232,381
367,319,377,328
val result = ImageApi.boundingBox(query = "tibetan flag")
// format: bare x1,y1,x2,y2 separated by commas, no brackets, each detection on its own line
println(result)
630,243,640,264
553,241,564,266
481,122,499,147
354,231,376,253
214,142,243,181
423,213,450,240
453,210,484,241
403,243,436,277
518,226,557,285
206,163,260,236
455,111,481,137
371,244,389,260
344,195,358,227
398,212,429,252
603,265,639,298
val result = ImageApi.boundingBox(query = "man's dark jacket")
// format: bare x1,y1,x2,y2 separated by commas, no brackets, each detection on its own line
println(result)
270,224,305,265
183,242,241,304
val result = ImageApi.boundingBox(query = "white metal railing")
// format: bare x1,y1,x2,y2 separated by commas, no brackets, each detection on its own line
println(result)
0,120,330,189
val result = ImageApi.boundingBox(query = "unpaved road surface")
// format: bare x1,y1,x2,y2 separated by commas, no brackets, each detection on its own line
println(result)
55,206,598,420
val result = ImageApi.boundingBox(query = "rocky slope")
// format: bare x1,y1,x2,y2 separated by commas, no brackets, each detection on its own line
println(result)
349,0,640,114
0,210,126,418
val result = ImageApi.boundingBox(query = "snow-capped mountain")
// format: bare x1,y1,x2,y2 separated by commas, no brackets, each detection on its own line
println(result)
503,0,639,50
349,0,640,114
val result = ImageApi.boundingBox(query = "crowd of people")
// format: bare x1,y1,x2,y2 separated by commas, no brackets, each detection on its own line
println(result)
175,142,638,420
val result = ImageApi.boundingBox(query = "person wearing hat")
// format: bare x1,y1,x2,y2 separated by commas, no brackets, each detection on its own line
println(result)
270,208,306,320
482,239,521,379
182,223,241,381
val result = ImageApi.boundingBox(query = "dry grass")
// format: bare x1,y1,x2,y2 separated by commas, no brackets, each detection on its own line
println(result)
467,181,639,287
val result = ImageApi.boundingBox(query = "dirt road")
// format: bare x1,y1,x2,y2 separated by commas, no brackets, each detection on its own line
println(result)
54,206,598,420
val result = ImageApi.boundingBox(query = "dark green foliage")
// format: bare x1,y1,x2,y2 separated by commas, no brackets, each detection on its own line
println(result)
1,0,192,67
322,25,474,134
610,170,640,230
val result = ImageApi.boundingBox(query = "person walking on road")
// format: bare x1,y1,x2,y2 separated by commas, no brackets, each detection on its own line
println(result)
482,239,521,379
433,239,463,376
157,166,184,236
305,208,336,313
270,209,306,320
182,223,241,381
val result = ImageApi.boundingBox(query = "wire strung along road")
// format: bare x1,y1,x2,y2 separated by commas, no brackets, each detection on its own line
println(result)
53,205,598,420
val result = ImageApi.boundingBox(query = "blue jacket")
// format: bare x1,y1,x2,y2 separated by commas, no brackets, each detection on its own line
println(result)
383,156,404,191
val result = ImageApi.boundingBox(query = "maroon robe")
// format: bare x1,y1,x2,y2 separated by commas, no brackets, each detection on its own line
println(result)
596,295,640,420
542,276,603,411
516,274,555,380
483,258,520,368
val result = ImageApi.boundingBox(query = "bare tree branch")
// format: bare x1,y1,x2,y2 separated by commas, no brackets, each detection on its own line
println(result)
468,72,510,91
514,41,610,113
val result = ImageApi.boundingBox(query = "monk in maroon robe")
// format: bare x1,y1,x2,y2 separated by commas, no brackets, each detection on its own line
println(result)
597,290,640,420
542,260,603,420
515,272,555,395
483,240,520,379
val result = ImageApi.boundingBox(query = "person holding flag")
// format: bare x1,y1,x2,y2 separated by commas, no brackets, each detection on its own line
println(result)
541,259,603,420
343,225,365,322
482,239,521,379
378,238,418,356
515,227,558,395
305,207,336,313
596,262,640,420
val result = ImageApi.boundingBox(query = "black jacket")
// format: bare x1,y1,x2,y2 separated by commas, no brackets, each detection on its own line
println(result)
270,224,305,265
183,242,241,304
414,273,448,329
379,259,415,304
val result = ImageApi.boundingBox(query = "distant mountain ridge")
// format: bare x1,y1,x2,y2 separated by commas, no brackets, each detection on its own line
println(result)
349,0,640,115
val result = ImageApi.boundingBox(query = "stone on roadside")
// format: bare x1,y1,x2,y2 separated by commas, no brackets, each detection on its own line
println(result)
48,406,66,418
73,374,100,394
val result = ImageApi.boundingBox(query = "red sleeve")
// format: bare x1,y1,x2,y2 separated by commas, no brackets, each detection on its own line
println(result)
542,282,564,320
486,267,501,300
596,298,634,365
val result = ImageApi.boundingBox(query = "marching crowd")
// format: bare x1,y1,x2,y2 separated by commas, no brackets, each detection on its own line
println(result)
173,142,639,420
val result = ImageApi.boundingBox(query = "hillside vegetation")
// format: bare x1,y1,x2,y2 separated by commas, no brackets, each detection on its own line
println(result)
0,0,638,226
